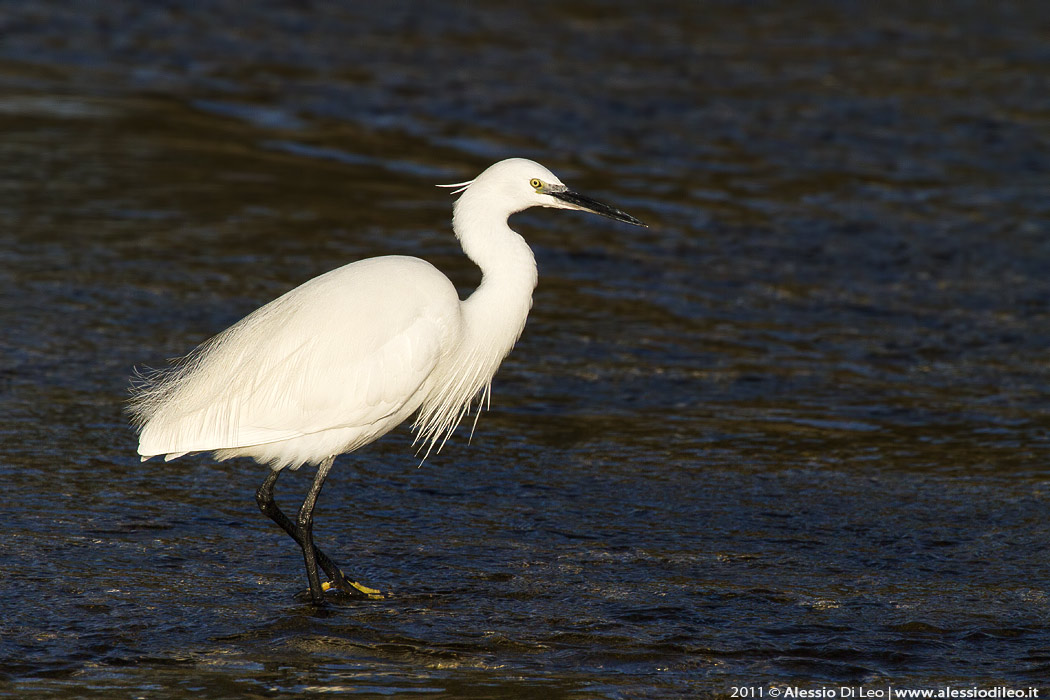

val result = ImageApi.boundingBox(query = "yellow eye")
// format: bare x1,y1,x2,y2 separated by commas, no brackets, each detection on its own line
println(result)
529,178,543,190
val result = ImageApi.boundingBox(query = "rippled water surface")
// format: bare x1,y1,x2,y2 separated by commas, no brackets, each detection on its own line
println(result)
2,2,1049,697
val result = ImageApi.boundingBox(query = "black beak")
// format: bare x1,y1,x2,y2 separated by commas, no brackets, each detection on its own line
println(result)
549,188,647,227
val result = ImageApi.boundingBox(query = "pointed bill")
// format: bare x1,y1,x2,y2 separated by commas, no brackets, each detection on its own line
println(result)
547,186,647,227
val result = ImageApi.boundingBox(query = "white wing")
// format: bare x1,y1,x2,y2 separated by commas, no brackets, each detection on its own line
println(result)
131,256,462,463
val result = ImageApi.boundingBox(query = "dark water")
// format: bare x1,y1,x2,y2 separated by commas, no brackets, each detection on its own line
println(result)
3,1,1050,696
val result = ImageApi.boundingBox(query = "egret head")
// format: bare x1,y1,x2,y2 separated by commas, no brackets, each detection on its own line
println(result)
441,158,646,227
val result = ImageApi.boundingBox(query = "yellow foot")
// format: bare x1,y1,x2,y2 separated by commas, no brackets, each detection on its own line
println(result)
321,579,384,600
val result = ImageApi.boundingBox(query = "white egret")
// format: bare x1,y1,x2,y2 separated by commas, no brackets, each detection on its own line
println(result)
129,157,646,604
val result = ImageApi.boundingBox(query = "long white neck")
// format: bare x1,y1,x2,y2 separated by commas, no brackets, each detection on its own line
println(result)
411,185,539,456
411,170,546,455
453,186,538,356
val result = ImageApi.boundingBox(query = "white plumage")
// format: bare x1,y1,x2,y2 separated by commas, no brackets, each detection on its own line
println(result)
128,157,645,603
133,256,470,468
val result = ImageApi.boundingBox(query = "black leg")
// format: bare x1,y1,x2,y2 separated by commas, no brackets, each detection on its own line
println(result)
297,455,334,603
256,468,308,550
255,460,382,602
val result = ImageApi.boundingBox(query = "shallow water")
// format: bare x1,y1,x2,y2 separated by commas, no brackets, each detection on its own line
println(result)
2,1,1049,697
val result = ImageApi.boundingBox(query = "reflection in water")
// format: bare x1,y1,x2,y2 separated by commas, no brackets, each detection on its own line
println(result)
2,1,1049,696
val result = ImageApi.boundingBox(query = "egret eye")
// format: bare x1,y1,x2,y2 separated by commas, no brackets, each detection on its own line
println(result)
529,178,543,190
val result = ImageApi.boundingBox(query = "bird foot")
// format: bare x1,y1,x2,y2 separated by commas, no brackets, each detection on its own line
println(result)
321,578,384,600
